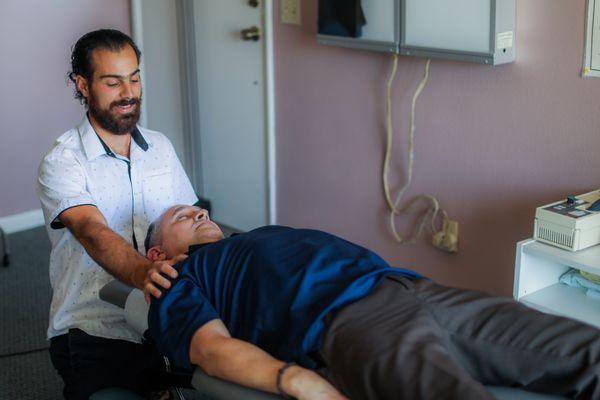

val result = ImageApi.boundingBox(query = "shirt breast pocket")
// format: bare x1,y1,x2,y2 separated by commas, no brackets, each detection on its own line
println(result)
142,167,175,219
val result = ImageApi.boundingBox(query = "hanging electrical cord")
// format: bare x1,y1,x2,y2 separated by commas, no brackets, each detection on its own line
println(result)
382,54,458,252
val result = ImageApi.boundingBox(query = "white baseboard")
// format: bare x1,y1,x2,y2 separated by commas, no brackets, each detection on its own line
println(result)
0,209,45,234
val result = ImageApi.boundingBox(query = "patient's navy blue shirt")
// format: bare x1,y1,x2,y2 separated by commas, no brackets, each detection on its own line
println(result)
148,226,420,370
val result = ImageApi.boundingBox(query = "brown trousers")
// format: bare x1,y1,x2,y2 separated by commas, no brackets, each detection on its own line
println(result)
320,276,600,400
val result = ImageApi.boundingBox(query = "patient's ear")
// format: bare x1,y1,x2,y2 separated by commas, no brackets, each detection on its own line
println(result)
147,246,167,262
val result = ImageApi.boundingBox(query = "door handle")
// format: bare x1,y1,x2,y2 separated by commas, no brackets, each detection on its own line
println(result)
241,26,261,42
248,0,260,8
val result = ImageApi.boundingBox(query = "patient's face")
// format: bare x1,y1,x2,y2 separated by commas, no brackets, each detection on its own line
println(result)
158,205,224,258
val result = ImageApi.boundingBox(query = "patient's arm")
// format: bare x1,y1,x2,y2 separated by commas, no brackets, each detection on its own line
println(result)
60,205,178,295
190,319,347,400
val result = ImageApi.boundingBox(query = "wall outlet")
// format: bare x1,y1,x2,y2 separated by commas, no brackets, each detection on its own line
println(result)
281,0,301,25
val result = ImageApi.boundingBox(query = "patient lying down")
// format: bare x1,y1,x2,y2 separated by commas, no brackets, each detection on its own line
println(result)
144,205,600,400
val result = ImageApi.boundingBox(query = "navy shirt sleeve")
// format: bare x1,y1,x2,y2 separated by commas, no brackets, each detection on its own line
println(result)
149,278,220,370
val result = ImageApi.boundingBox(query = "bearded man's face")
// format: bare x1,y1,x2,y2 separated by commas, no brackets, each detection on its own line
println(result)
83,45,142,135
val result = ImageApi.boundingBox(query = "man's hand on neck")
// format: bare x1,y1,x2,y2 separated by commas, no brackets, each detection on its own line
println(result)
88,113,133,159
142,254,188,303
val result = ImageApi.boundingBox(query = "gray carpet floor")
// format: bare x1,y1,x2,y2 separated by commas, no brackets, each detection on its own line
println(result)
0,226,63,399
0,225,237,400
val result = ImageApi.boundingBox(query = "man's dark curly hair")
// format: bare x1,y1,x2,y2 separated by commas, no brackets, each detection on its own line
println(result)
68,29,141,105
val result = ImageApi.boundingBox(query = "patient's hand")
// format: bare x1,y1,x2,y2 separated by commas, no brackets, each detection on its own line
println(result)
284,367,348,400
143,254,188,303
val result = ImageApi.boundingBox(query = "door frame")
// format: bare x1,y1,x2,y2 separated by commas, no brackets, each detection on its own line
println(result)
130,0,277,225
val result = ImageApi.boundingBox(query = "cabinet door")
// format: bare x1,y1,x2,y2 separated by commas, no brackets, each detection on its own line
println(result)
403,0,492,53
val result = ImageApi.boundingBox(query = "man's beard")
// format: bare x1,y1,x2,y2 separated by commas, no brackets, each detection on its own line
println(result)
88,91,142,136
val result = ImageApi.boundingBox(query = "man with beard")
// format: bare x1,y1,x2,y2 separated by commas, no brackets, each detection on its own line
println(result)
37,29,197,399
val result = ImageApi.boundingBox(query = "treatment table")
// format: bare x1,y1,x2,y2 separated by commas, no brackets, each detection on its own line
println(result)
98,280,566,400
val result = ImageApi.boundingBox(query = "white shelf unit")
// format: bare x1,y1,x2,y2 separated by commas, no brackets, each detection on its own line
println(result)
514,239,600,328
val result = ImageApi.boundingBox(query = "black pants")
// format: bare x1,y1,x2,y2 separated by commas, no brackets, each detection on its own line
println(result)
321,276,600,400
49,329,168,400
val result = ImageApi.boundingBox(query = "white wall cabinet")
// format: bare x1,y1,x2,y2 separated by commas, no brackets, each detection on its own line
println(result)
317,0,516,65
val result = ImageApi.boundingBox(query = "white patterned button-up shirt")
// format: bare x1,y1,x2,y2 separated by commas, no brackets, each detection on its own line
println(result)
37,115,197,342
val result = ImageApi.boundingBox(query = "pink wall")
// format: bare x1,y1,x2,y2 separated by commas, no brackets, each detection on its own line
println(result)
275,0,600,296
0,0,130,217
2,0,597,296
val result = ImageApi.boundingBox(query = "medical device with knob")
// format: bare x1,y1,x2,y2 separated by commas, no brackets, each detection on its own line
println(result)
534,190,600,251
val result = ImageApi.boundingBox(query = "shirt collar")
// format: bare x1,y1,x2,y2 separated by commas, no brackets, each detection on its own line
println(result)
187,233,240,255
188,243,211,255
79,114,149,160
131,126,149,151
79,115,105,160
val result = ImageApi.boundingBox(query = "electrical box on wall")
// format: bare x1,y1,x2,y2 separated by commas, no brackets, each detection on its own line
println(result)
317,0,516,65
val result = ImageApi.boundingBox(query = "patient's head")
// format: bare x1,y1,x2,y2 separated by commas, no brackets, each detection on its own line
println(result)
145,205,225,260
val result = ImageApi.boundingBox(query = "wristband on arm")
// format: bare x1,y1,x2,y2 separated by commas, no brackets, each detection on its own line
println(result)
276,362,297,399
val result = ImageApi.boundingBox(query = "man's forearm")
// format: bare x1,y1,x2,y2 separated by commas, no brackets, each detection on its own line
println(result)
76,220,150,288
196,334,285,393
192,333,341,399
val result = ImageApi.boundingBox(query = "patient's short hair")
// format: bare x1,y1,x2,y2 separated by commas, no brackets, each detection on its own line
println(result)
144,221,159,254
